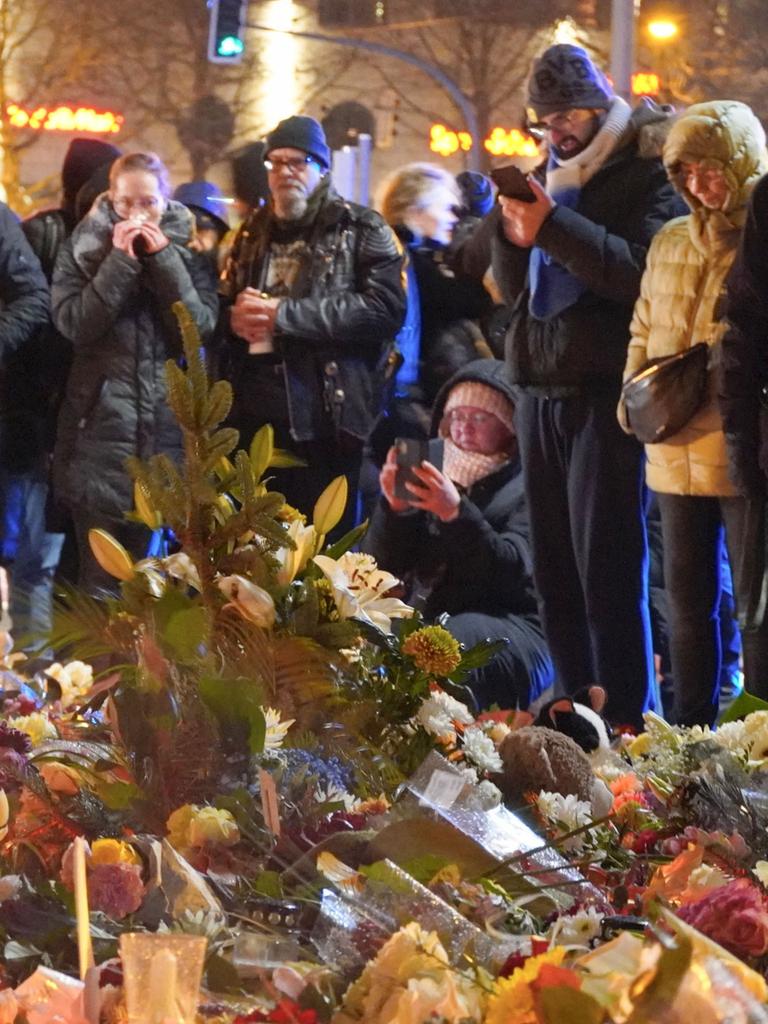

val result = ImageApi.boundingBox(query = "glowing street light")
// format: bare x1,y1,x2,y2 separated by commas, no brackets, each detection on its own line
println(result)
647,18,679,40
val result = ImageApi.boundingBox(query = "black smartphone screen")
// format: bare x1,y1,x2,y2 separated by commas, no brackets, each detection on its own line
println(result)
490,164,537,203
393,438,444,502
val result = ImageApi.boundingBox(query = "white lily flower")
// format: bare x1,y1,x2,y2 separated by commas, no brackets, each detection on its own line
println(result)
264,707,295,750
275,520,318,585
218,575,276,628
313,553,413,633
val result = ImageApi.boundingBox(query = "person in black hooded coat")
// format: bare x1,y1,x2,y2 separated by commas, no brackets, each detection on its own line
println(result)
364,359,553,710
51,152,219,591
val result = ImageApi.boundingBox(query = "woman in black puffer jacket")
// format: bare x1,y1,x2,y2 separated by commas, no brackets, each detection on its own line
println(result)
365,359,553,711
51,152,219,590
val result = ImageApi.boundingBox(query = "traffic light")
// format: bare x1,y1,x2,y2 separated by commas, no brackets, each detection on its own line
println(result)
208,0,247,64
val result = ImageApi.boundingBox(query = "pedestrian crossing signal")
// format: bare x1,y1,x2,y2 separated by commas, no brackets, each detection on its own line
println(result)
208,0,247,64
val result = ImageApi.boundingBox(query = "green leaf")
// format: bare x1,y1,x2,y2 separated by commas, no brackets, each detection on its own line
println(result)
399,854,451,884
165,606,208,662
199,676,266,754
322,519,369,560
204,952,243,994
250,424,275,481
538,986,605,1024
269,448,307,469
252,870,283,898
95,781,144,811
718,688,768,724
449,638,508,682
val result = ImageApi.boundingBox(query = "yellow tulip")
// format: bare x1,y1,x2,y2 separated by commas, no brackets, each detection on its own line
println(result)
133,480,161,530
0,790,9,842
88,528,135,582
249,424,274,480
313,475,348,536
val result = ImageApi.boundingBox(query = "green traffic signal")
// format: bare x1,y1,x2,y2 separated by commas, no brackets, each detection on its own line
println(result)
218,35,245,57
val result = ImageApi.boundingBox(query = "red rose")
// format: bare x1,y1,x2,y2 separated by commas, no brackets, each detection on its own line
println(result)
677,878,768,958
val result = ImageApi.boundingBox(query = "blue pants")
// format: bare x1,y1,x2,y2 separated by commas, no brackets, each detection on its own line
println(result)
0,469,64,641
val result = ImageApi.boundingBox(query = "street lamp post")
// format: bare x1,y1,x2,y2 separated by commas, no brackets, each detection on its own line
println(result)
610,0,637,102
246,21,482,171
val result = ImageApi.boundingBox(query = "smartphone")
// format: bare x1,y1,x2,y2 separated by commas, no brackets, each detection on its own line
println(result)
393,437,444,502
490,164,537,203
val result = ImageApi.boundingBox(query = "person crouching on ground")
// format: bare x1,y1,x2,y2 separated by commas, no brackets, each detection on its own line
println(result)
364,359,553,711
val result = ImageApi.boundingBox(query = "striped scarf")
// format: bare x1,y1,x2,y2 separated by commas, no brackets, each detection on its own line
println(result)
529,97,632,320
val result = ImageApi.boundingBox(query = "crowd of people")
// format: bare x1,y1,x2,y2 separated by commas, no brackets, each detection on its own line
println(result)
2,42,768,732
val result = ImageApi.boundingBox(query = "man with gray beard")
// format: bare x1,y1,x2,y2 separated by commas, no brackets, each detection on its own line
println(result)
219,115,406,529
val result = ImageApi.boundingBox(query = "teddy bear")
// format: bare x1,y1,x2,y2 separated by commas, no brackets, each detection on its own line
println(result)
493,725,613,817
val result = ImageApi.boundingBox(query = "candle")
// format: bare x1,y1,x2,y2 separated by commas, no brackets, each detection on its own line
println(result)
73,837,94,980
147,949,179,1024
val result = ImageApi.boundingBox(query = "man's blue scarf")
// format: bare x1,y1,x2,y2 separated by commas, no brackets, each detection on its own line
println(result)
528,97,632,321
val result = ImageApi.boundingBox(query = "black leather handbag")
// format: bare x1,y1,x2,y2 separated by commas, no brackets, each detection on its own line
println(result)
622,342,710,444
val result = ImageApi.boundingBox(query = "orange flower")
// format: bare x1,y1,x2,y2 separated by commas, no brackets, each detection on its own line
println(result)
644,844,704,905
609,772,642,798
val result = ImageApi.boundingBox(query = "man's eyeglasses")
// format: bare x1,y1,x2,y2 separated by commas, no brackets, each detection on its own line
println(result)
447,410,494,427
527,108,596,137
264,155,318,173
112,196,161,216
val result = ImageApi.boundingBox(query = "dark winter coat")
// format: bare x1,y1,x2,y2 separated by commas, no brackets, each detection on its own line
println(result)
364,359,538,621
457,104,684,394
0,204,50,470
51,196,219,519
219,181,406,443
395,226,493,403
721,174,768,494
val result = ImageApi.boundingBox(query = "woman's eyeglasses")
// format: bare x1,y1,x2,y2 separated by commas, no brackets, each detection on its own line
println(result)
112,196,161,216
447,410,494,427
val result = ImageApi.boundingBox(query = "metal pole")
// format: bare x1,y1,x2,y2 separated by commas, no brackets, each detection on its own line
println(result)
356,133,372,205
247,21,481,171
610,0,636,103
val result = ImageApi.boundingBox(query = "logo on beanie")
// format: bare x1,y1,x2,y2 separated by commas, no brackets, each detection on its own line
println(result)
535,57,600,105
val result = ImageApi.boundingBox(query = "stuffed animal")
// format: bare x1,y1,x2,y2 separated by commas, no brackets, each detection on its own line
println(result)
493,726,613,817
514,686,612,755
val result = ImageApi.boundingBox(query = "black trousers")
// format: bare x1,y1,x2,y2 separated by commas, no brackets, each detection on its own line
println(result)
656,491,768,726
515,388,655,729
447,611,554,712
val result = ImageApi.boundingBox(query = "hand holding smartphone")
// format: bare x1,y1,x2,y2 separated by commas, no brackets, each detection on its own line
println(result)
490,164,537,204
393,437,444,502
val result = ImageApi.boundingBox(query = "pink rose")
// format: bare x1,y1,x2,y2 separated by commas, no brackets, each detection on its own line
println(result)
87,863,145,920
677,878,768,958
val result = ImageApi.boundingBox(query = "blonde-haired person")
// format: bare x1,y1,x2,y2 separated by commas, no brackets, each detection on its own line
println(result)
51,152,219,590
619,101,768,726
374,162,492,455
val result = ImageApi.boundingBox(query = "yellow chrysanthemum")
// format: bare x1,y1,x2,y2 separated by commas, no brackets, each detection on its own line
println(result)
485,947,568,1024
402,626,462,676
7,712,57,747
91,838,142,867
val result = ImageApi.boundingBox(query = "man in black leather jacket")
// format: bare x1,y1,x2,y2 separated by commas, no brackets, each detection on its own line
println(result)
219,115,406,528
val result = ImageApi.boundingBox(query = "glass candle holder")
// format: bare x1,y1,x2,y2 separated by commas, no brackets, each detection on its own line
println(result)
119,933,207,1024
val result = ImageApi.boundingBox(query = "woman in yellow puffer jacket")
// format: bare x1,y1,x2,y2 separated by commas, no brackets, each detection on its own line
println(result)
620,100,768,727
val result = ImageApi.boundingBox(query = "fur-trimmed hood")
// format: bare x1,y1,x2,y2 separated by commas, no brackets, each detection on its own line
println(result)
620,97,678,160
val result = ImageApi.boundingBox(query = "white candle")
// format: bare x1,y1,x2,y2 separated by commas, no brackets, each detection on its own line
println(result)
73,837,94,980
148,949,179,1024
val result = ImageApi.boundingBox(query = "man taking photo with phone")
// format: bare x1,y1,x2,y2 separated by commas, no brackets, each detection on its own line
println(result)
458,44,683,729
